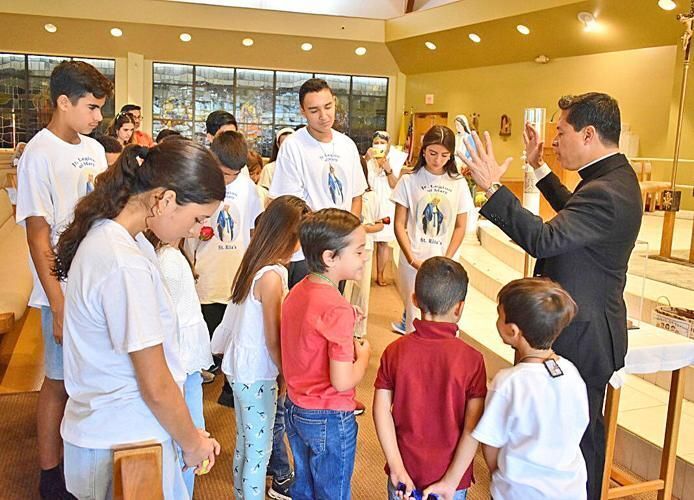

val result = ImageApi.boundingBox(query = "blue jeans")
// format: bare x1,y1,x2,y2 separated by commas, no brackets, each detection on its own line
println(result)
284,398,358,500
40,306,64,380
64,440,187,499
387,479,468,500
268,393,292,480
181,371,204,497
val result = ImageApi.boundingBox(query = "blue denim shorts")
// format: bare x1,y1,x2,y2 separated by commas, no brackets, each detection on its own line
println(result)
40,306,64,380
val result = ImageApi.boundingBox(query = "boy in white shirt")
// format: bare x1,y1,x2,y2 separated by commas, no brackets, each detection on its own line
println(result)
269,78,367,287
15,60,113,499
472,278,589,500
184,131,262,397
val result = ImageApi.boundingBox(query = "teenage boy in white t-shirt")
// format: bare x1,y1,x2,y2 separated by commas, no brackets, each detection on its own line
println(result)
185,130,261,334
471,278,589,500
15,60,113,499
269,78,367,287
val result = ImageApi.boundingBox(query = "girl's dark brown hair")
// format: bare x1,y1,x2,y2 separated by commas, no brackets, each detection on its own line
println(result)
411,125,459,178
54,141,225,280
230,195,310,303
106,112,137,143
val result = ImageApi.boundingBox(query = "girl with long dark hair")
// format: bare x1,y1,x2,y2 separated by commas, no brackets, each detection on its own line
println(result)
391,125,474,333
54,140,224,498
211,195,310,499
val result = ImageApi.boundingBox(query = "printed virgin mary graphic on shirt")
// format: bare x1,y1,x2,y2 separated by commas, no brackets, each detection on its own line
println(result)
422,196,444,236
327,164,344,205
217,204,235,242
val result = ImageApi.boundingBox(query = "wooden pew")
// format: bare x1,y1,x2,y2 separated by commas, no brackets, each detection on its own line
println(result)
113,443,163,500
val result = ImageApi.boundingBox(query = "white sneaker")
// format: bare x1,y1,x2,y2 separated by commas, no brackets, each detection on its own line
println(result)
391,321,406,335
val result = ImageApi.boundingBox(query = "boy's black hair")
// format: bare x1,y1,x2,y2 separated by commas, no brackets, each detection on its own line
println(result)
120,104,141,114
415,257,468,315
299,78,333,107
155,129,181,143
210,131,248,171
206,110,238,136
50,61,113,107
94,134,123,153
300,208,360,273
497,278,578,350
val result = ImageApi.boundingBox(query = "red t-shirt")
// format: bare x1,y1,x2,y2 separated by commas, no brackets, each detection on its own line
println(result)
374,319,487,490
281,278,357,411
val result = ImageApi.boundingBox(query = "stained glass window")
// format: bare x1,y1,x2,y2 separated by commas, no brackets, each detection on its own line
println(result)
152,63,388,156
0,53,115,148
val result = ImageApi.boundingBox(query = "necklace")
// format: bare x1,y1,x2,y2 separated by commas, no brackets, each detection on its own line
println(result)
518,351,564,378
310,272,339,289
316,136,336,168
518,353,553,363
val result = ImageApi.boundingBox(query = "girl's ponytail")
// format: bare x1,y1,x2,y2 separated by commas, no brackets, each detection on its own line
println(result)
54,141,224,280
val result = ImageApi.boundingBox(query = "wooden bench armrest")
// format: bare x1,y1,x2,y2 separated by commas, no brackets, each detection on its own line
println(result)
0,312,15,335
113,442,164,500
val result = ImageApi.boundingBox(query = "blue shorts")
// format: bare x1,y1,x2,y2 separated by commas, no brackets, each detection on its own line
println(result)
40,306,64,381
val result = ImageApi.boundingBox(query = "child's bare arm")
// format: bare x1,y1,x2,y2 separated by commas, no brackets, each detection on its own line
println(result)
256,270,284,371
444,212,468,259
394,204,420,268
26,217,64,343
364,221,385,234
328,339,370,392
423,397,485,498
482,443,500,473
373,389,415,496
350,195,363,218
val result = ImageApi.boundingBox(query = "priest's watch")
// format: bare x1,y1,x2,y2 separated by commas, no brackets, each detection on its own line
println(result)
485,182,503,198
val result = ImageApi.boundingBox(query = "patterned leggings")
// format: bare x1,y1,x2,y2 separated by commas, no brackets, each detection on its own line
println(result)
230,380,278,499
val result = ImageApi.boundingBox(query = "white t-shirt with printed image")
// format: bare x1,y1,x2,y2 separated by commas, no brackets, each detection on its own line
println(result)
269,127,367,212
61,219,186,449
471,357,589,500
15,128,107,308
390,168,474,262
184,174,263,304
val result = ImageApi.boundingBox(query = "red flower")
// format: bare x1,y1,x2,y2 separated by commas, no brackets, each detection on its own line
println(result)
199,226,214,241
381,216,391,225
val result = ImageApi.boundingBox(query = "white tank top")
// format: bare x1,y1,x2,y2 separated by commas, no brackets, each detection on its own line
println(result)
210,264,288,383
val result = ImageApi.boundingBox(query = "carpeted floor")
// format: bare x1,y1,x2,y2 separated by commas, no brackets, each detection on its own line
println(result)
0,282,655,499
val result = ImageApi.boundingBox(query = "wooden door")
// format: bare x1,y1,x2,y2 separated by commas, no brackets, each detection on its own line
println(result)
412,112,448,162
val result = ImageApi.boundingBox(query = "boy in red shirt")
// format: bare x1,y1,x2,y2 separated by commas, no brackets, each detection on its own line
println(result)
374,257,487,500
281,208,372,500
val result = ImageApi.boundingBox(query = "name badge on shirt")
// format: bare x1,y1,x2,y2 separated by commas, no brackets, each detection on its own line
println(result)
544,359,564,378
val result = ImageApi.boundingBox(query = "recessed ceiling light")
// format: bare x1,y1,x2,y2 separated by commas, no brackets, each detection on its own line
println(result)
110,27,123,37
179,33,192,42
242,37,254,47
468,33,481,43
517,24,530,35
355,47,367,56
301,42,313,51
44,23,57,33
424,41,437,50
577,12,598,32
658,0,677,10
